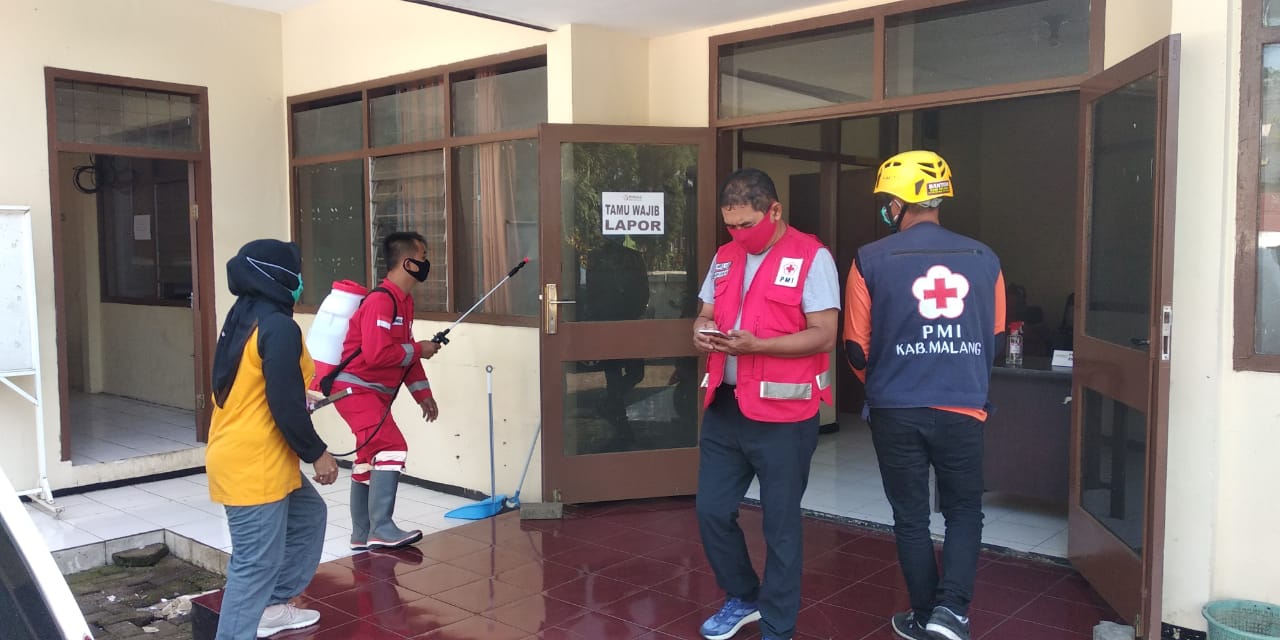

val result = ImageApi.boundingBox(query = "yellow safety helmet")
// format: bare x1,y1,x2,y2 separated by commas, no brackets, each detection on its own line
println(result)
873,150,954,204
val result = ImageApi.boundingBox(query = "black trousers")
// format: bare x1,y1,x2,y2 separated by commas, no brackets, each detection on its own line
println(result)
696,385,819,639
869,407,984,620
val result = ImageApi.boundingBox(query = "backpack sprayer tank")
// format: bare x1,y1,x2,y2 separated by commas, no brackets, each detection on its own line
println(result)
304,279,367,392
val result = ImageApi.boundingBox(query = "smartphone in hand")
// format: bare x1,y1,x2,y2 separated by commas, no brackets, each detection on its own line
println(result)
698,328,731,340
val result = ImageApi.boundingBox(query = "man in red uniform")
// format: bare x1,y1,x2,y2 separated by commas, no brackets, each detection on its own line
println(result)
332,231,440,550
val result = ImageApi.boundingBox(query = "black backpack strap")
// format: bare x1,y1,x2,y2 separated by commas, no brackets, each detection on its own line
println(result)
318,287,399,396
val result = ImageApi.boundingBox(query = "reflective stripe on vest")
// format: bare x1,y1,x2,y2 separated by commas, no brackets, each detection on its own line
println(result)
758,370,831,400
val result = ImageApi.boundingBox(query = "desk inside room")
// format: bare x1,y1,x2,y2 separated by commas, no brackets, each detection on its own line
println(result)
983,357,1073,504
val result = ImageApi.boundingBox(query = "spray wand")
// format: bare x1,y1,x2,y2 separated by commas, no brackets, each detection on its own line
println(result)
431,257,530,345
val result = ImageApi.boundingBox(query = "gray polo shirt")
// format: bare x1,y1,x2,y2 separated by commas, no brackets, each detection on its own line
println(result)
698,246,840,384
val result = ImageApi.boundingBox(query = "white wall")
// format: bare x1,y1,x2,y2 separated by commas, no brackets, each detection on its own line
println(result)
283,0,551,501
1166,0,1280,628
0,0,287,489
99,305,195,410
281,0,550,96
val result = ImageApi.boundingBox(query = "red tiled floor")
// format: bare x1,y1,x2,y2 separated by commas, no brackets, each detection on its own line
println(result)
193,499,1119,640
484,594,590,633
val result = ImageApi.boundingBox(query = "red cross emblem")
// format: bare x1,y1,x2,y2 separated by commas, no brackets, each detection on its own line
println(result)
785,264,796,273
923,278,957,305
912,266,970,319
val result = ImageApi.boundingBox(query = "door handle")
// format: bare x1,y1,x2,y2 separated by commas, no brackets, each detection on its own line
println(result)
543,283,576,335
1130,338,1150,347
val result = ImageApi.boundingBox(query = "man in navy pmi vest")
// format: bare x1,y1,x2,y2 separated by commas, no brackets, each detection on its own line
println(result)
843,151,1006,640
692,168,840,640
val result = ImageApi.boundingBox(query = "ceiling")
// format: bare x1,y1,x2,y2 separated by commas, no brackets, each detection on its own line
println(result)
210,0,842,36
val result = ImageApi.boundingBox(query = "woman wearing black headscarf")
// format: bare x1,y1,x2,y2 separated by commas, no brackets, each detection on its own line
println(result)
206,239,338,639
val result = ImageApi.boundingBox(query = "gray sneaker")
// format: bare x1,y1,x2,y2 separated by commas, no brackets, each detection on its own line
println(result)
256,603,320,638
925,606,970,640
891,611,932,640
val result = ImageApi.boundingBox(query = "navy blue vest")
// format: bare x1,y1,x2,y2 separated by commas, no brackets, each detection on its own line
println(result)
857,222,1002,410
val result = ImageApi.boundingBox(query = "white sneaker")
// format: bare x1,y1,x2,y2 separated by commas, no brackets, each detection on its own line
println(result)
256,603,321,638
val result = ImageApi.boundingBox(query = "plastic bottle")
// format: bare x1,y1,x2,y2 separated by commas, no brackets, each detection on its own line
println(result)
304,279,367,388
1006,321,1024,367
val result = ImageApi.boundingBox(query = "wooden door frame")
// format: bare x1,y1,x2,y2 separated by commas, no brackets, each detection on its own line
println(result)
537,123,717,503
1068,36,1178,636
44,67,217,457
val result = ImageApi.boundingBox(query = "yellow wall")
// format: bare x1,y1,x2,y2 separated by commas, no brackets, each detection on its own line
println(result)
99,305,195,410
281,0,549,96
1105,0,1175,68
0,0,286,489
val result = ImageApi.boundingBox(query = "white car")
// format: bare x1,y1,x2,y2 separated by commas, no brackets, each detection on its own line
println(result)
0,465,93,639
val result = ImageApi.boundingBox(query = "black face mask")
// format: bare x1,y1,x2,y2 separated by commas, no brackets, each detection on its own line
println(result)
404,257,431,282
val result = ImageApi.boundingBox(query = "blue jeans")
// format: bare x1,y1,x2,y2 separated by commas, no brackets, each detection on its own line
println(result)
215,473,327,640
696,385,820,639
869,408,984,620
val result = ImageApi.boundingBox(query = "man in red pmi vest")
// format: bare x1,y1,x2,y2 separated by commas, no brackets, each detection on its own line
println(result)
693,169,840,640
332,232,440,551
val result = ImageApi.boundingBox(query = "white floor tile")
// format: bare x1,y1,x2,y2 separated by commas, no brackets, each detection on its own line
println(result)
64,511,161,541
136,477,210,500
55,498,120,521
127,502,212,529
981,520,1060,547
85,486,171,510
1033,531,1069,557
34,522,103,551
169,519,233,549
178,495,227,517
393,498,449,521
401,489,476,511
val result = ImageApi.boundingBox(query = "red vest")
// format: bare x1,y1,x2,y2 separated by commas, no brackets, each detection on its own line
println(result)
703,226,832,423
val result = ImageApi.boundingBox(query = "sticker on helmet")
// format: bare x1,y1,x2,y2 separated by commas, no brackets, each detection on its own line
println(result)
925,180,951,196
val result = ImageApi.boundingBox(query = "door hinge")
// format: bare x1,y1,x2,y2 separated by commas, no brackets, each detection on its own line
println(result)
196,393,206,410
1134,612,1143,637
1160,305,1172,361
190,203,199,220
553,488,562,503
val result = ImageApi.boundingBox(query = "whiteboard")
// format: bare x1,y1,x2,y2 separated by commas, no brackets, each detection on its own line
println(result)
0,206,36,376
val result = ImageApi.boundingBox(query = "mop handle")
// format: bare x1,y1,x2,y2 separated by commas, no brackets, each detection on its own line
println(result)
433,258,530,344
486,365,495,501
513,422,542,497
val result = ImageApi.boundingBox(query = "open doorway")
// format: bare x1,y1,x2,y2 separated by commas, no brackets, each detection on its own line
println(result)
56,153,200,465
735,92,1079,557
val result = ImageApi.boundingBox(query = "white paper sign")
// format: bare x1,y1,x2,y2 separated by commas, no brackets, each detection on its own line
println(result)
1051,349,1074,368
133,215,151,241
602,192,664,235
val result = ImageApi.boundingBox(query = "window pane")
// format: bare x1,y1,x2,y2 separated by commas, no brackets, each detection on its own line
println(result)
452,66,547,137
293,99,362,157
719,21,873,118
886,0,1090,97
562,357,701,455
370,152,448,312
1266,0,1280,26
295,161,366,306
558,142,701,322
100,157,155,300
97,157,192,303
1256,46,1280,353
1079,388,1146,554
54,80,198,151
454,139,539,316
370,82,446,147
1085,75,1156,349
